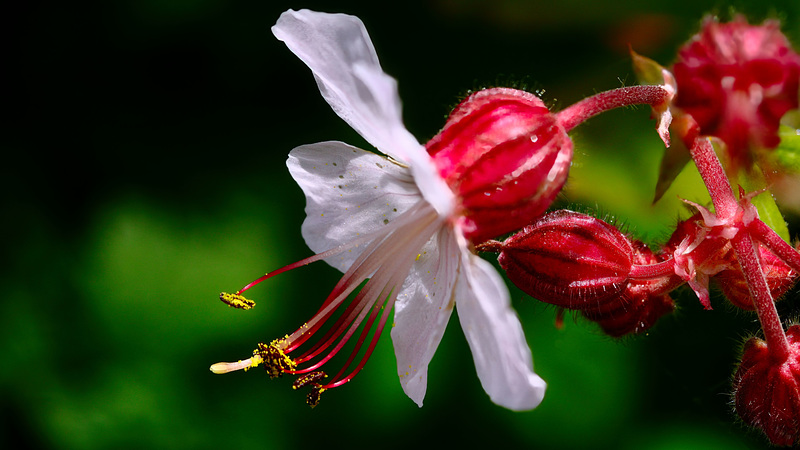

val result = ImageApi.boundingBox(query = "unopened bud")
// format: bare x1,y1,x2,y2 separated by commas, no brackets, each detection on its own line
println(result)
427,88,573,243
714,245,797,310
733,325,800,446
673,15,800,171
497,210,633,309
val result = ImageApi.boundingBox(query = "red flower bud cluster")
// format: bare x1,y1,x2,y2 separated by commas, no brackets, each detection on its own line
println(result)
672,15,800,171
494,210,677,337
427,88,573,243
733,325,800,446
484,197,798,340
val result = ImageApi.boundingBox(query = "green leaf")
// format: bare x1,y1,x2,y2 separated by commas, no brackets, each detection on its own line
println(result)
653,133,692,203
737,166,791,243
768,125,800,173
630,49,668,86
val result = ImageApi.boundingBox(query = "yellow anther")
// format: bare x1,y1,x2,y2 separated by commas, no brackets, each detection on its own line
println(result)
255,338,296,379
219,292,255,310
292,371,327,390
306,384,326,408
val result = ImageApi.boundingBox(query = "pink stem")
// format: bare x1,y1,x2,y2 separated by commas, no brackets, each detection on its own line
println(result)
556,85,670,132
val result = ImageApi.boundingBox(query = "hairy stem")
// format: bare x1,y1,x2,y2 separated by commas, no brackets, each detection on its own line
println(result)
689,137,790,361
750,219,800,273
687,137,738,219
629,259,676,279
731,233,790,362
556,85,671,132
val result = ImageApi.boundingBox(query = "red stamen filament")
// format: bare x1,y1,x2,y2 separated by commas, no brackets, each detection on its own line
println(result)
234,230,382,296
257,201,443,390
283,202,440,355
321,221,429,388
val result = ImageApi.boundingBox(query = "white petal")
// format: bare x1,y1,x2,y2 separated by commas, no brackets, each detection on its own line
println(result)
272,9,456,217
286,141,421,273
272,9,413,163
391,226,460,406
455,242,546,411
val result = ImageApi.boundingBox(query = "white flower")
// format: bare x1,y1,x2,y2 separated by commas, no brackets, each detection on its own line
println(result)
211,9,545,411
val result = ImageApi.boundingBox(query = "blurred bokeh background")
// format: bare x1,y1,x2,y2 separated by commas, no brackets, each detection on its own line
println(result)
5,0,800,449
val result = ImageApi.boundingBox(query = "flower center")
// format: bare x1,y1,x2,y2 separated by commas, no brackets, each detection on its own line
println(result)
210,201,443,407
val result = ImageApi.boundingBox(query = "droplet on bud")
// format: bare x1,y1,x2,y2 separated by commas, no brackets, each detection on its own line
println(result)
427,88,573,243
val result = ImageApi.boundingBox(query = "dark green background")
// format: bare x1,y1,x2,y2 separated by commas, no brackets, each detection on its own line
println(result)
5,1,800,449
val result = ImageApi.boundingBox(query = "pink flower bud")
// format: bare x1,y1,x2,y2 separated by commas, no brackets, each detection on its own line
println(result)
714,245,798,310
733,325,800,446
496,210,634,309
672,16,800,171
427,88,573,243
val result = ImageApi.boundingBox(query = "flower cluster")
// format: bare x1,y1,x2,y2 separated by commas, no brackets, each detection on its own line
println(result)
483,210,679,337
209,8,800,447
672,16,800,172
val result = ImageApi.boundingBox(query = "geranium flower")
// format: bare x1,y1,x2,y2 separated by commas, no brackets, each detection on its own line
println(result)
209,9,570,410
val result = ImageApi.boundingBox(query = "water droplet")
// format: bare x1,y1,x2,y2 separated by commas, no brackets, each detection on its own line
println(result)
530,135,539,143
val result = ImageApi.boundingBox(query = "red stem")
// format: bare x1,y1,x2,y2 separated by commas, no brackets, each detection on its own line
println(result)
689,137,790,361
687,137,738,219
629,259,675,279
750,219,800,273
731,233,790,362
556,85,670,132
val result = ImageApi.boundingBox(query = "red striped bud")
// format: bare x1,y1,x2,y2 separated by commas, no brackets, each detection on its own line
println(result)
495,210,677,336
427,88,573,243
497,210,634,309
